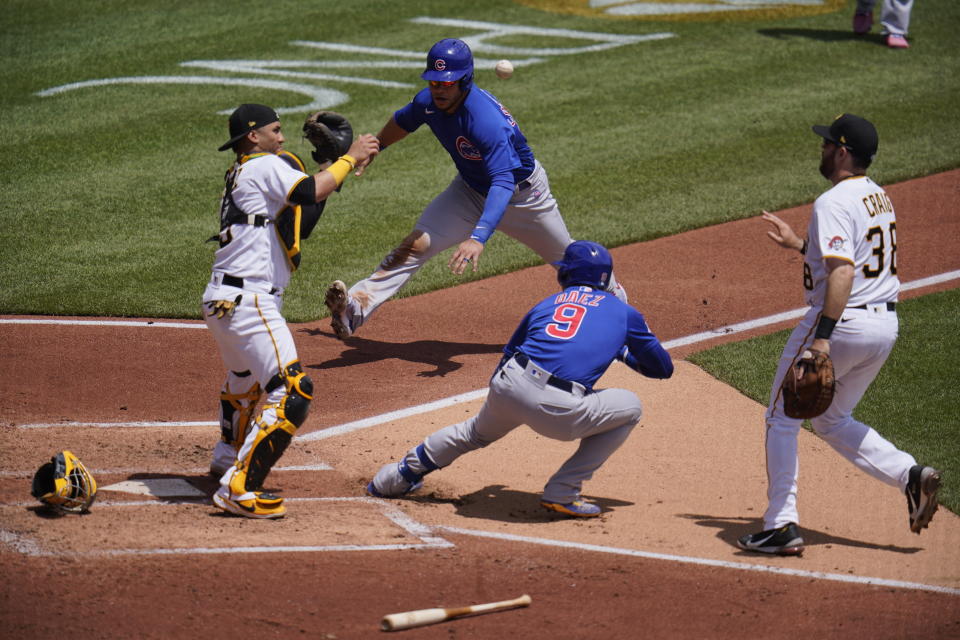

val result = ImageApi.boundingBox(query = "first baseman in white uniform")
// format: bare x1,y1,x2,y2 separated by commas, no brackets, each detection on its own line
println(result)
738,113,942,555
203,103,378,518
324,38,626,341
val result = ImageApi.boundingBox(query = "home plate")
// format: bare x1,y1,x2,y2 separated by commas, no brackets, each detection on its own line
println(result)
100,478,206,497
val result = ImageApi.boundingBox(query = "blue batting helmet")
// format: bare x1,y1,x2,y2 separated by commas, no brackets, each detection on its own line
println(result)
553,241,613,290
421,38,474,87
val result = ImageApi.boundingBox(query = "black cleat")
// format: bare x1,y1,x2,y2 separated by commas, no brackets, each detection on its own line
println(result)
905,465,941,534
737,523,805,556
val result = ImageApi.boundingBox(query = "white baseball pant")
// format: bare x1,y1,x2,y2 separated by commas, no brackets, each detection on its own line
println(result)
762,304,916,530
202,288,299,478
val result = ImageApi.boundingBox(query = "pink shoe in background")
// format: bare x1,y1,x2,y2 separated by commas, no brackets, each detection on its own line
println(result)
886,34,910,49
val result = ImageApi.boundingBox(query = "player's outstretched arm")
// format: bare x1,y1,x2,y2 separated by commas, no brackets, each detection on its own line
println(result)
311,134,379,199
761,210,804,252
376,117,409,150
346,134,381,176
353,118,407,177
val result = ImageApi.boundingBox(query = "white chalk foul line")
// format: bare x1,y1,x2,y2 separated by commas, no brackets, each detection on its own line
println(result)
0,464,331,478
10,269,960,439
18,420,217,429
3,270,954,336
292,269,960,438
0,497,453,557
435,525,960,597
297,388,489,442
662,269,960,350
0,318,206,328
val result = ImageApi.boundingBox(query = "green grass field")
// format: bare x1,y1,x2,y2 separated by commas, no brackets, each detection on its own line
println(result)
2,1,957,513
2,0,958,319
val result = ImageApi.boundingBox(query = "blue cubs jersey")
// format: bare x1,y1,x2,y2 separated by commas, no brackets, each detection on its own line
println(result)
502,286,673,390
393,86,536,195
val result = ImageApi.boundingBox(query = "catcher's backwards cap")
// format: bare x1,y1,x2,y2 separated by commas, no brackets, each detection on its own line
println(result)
422,38,474,86
219,103,280,152
812,113,878,161
31,450,98,514
553,241,613,290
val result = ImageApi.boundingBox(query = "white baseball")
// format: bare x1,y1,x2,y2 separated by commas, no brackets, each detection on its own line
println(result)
495,59,514,79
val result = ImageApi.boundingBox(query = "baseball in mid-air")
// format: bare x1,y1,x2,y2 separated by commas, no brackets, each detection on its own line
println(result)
495,59,514,79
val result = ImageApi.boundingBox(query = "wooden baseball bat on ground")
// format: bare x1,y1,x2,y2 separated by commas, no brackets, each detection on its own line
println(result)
380,593,532,631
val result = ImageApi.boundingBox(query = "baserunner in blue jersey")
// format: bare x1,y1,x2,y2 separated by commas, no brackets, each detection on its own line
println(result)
367,241,672,517
324,38,627,340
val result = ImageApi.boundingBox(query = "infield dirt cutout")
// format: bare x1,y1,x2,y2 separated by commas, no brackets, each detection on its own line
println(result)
1,170,958,638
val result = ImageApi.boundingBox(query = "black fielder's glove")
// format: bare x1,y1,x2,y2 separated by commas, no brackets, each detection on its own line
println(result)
302,111,353,166
781,349,836,419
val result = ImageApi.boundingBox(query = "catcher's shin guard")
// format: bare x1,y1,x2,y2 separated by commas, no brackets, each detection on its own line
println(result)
227,363,313,496
219,373,262,448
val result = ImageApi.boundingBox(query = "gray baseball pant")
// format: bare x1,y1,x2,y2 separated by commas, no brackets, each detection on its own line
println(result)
415,355,643,504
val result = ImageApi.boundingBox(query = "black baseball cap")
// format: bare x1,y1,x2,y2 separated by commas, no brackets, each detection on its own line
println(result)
812,113,878,159
218,103,280,152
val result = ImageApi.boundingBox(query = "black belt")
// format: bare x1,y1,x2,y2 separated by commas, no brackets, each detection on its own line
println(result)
223,274,280,295
517,179,532,191
512,352,575,393
850,302,896,311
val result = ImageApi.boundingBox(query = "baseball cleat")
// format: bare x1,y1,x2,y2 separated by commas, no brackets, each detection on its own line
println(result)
540,499,602,518
905,465,941,533
324,280,353,340
367,460,423,498
885,34,909,49
213,488,286,519
366,479,423,498
852,10,873,35
737,523,804,556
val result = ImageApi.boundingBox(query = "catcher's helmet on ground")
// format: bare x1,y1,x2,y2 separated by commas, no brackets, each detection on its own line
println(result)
554,241,613,290
421,38,474,87
31,450,98,514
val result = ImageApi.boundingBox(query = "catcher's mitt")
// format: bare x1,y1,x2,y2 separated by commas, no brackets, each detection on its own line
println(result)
302,110,353,166
781,349,836,419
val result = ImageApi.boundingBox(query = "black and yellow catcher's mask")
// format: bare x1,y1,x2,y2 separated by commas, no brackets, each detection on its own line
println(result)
31,450,98,514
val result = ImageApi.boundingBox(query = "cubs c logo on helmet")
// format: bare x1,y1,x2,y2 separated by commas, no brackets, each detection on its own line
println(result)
422,38,474,86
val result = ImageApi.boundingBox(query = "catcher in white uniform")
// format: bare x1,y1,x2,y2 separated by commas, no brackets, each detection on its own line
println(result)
203,103,378,518
738,113,942,555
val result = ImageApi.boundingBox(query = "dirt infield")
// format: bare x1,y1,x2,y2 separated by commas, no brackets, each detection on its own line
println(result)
2,170,959,639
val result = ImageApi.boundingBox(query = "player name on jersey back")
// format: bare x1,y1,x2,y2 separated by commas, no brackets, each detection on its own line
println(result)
554,290,604,307
861,190,893,217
